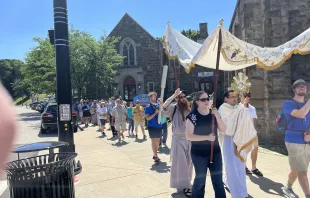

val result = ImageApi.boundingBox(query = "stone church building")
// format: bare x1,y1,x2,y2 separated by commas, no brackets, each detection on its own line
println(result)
228,0,310,143
108,14,220,102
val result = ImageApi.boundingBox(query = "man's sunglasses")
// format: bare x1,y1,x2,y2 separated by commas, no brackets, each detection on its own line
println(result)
199,97,209,102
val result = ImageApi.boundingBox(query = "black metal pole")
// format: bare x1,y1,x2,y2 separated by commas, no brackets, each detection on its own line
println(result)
53,0,75,152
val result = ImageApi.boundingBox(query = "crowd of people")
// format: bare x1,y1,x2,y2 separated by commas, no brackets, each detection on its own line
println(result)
1,79,309,198
72,79,310,198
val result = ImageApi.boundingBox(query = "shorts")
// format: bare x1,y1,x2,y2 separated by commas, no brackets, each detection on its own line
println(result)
134,121,144,127
253,138,259,148
285,142,310,172
83,110,91,117
148,127,162,138
115,122,127,131
99,119,106,125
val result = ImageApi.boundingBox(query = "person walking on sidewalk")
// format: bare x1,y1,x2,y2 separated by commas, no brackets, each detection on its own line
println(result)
97,102,108,136
186,91,227,198
108,97,117,137
158,98,168,147
241,92,264,177
112,99,128,142
282,79,310,198
162,89,192,197
127,102,135,137
133,100,147,139
145,92,162,163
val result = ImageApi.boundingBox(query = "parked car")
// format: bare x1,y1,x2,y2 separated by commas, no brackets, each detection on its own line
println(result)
37,101,48,113
40,103,78,134
30,102,40,110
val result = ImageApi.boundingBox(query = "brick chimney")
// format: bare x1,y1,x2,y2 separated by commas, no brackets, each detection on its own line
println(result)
199,23,208,39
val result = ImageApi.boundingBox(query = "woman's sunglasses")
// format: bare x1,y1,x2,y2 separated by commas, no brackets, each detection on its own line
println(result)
199,97,209,102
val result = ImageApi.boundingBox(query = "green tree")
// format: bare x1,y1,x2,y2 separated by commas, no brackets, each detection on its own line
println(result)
0,59,25,98
23,37,56,94
20,28,123,100
181,29,200,41
69,28,123,99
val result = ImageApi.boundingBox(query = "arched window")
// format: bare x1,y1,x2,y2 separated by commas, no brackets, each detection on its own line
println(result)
120,38,136,66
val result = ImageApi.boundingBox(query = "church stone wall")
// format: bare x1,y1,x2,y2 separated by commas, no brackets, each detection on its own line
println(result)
109,14,163,97
229,0,310,144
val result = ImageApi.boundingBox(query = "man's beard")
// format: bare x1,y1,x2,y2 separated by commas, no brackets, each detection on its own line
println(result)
297,92,306,96
178,99,190,121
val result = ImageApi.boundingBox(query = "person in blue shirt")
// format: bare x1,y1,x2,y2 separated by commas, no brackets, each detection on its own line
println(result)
145,92,162,163
282,79,310,198
127,102,135,137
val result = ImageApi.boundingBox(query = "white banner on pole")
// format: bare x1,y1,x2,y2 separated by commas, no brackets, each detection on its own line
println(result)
158,65,168,124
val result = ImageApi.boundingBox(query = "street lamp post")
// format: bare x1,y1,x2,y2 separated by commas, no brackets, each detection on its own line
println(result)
53,0,75,152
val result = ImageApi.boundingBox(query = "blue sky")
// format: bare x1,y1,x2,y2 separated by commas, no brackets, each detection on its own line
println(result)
0,0,237,61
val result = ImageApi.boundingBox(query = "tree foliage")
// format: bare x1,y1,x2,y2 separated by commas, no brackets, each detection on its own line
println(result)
69,28,123,99
0,59,26,98
23,37,56,94
19,27,123,100
181,29,200,42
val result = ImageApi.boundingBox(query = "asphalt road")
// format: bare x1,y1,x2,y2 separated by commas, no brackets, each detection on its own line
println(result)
0,106,57,198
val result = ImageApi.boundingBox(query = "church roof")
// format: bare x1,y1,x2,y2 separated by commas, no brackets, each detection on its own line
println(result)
109,13,157,41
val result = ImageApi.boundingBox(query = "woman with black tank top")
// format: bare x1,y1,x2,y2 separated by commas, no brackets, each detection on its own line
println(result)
186,91,227,198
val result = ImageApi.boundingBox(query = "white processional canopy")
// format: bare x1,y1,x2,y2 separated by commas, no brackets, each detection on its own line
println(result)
164,22,310,72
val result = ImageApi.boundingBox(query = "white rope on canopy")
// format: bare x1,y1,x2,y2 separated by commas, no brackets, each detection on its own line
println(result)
164,22,310,72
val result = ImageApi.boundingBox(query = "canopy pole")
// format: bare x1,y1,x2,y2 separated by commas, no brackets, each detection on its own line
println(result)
210,27,223,163
173,59,179,88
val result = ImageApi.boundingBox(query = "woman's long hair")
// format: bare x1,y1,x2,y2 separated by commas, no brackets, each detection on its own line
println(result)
191,91,207,111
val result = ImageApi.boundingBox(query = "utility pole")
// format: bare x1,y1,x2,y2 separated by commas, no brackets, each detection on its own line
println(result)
52,0,75,152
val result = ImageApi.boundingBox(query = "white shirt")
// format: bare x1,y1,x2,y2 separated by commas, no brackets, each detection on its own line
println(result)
97,107,107,119
240,103,257,119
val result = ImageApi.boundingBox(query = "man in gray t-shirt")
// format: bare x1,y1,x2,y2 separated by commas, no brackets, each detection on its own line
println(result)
112,99,128,142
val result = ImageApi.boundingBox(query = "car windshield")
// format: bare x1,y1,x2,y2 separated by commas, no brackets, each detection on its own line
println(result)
46,105,57,113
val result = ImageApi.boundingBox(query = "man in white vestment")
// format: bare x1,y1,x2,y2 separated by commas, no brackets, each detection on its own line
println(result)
218,90,250,198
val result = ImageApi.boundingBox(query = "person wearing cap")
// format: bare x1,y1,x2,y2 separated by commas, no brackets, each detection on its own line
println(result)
145,92,162,163
282,79,310,198
240,92,263,177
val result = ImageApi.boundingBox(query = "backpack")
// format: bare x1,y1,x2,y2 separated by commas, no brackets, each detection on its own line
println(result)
276,100,300,133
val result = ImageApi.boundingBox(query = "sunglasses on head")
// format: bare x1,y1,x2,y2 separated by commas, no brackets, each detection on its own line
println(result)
199,97,209,102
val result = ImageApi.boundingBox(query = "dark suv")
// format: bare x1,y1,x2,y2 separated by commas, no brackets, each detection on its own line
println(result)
40,103,78,134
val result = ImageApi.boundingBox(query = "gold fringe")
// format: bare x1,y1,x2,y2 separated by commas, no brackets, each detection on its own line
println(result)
235,136,258,162
164,33,310,72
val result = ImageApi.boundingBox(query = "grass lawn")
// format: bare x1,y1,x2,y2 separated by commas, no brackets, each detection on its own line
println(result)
14,94,47,105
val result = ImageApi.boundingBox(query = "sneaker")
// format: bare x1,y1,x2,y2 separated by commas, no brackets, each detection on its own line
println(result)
252,168,263,177
154,157,161,163
163,143,168,148
143,135,147,140
246,167,252,174
282,186,299,198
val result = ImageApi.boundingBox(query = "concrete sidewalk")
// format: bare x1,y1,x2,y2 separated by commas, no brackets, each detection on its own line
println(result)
73,125,307,198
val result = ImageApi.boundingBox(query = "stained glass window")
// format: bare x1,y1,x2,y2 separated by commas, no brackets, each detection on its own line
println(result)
121,38,136,66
